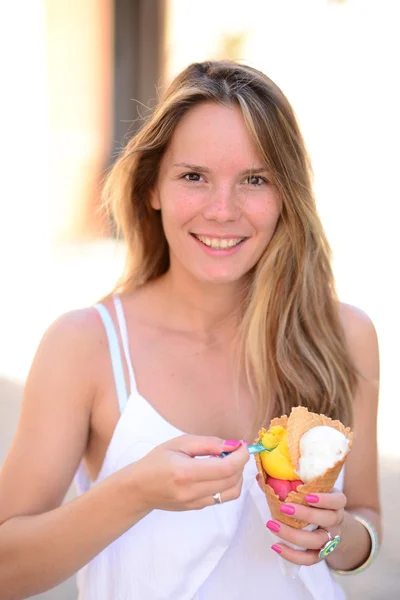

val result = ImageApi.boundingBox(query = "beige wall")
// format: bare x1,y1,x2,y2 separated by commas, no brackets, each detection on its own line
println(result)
1,0,114,244
46,0,113,240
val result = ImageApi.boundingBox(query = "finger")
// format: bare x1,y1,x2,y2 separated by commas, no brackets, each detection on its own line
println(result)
198,474,244,509
186,471,243,503
271,543,321,567
279,502,344,529
169,434,243,457
302,489,347,510
266,520,336,551
189,442,250,482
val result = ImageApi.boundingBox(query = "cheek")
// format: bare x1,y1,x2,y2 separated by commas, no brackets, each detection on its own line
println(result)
247,196,281,233
161,190,201,225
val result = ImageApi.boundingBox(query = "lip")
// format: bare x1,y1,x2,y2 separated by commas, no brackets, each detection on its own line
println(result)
190,233,248,256
191,233,248,240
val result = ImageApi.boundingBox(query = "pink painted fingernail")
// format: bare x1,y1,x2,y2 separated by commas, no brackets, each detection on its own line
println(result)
280,504,295,515
266,520,280,533
271,544,282,554
241,439,248,445
306,494,319,503
223,440,241,447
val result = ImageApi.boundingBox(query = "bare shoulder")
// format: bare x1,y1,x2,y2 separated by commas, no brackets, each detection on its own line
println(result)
27,304,113,412
339,305,381,513
24,304,110,434
339,302,376,335
39,305,105,354
339,302,379,382
0,306,110,520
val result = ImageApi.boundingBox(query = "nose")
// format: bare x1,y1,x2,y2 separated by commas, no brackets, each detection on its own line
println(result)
202,185,242,223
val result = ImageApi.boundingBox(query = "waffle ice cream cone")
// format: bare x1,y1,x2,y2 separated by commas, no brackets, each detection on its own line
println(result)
255,407,353,529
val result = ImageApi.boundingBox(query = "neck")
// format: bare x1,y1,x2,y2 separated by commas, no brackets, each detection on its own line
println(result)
157,268,247,342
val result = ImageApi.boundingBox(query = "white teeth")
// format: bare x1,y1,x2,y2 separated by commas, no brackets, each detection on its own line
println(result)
195,235,244,249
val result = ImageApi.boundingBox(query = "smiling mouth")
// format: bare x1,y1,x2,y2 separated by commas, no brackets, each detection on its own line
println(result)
191,233,247,249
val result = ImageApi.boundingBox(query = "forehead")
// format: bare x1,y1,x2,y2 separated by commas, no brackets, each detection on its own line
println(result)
164,101,264,168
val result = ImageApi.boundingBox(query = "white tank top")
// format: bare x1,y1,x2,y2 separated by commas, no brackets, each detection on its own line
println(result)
74,296,346,600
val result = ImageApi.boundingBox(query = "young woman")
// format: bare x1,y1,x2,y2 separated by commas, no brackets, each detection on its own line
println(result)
0,61,380,599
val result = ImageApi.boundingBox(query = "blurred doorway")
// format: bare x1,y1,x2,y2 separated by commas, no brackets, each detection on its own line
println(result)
112,0,165,162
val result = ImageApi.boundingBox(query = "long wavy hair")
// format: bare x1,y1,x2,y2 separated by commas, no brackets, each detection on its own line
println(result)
103,60,357,427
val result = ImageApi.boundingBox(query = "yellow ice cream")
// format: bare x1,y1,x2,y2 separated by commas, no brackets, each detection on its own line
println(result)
260,426,298,481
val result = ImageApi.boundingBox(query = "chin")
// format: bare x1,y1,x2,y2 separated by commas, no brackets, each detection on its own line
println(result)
194,267,248,286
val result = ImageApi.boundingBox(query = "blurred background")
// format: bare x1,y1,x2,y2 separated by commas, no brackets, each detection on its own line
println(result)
0,0,399,598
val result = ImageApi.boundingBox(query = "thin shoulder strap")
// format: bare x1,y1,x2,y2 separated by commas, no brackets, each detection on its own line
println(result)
112,295,137,393
93,303,129,414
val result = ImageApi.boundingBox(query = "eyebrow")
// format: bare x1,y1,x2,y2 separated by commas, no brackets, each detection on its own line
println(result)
172,163,269,176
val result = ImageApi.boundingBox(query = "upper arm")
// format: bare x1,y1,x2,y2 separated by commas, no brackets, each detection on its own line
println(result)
0,308,102,524
340,303,380,513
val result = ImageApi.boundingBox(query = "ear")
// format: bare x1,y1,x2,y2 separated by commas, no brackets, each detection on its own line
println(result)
150,187,161,210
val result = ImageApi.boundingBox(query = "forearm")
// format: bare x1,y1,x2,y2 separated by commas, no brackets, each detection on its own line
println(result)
0,465,149,599
326,507,381,571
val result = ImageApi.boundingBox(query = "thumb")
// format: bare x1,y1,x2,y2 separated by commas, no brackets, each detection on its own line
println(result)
168,434,243,457
256,473,265,491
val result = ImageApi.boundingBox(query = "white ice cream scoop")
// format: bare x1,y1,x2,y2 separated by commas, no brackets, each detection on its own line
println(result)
297,425,349,483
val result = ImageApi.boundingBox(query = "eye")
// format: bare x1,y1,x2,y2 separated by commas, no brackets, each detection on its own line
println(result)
182,172,204,183
244,175,267,186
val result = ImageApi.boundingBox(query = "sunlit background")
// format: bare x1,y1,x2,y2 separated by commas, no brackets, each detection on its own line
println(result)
0,1,399,598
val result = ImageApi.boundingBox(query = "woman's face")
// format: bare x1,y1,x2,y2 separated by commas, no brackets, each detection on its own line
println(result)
151,101,282,285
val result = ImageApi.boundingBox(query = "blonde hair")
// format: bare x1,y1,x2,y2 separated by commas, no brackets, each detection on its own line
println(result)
103,60,357,427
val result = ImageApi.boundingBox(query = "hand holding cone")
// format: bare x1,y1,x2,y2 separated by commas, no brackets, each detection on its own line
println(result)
254,406,353,529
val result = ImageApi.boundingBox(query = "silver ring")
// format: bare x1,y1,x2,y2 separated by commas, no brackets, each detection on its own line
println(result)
318,529,341,559
213,492,222,505
323,529,333,544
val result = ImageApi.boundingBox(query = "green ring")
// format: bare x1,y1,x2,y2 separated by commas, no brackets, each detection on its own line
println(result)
319,536,341,559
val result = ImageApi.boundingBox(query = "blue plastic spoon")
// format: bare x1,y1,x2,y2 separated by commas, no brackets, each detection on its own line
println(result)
248,443,271,454
221,443,272,457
